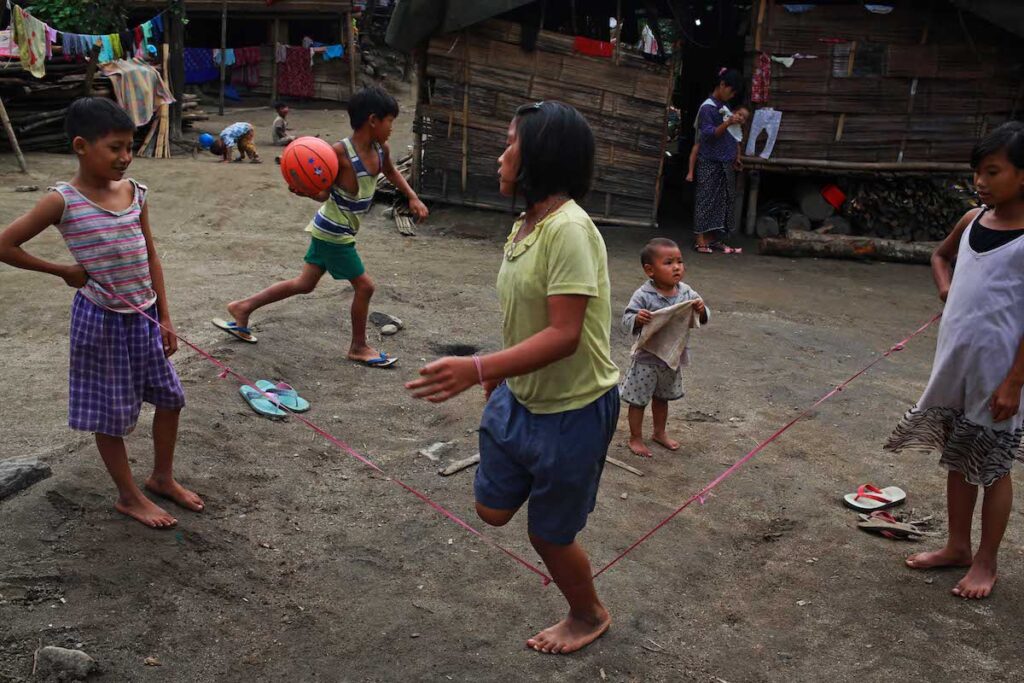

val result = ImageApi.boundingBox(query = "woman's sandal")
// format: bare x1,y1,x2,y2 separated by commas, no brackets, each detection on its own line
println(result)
709,241,743,254
693,244,714,254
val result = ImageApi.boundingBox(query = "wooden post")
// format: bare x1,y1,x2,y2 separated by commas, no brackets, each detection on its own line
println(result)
753,0,767,51
82,42,101,96
744,170,761,236
460,33,470,194
411,45,427,193
271,18,280,103
347,10,357,95
613,0,622,65
169,2,185,140
651,61,675,223
219,0,227,117
732,169,747,234
0,95,28,173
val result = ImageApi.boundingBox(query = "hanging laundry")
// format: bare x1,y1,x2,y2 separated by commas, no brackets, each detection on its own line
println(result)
0,30,15,58
230,46,262,87
751,52,771,103
110,33,123,60
98,36,115,63
184,48,219,84
640,24,659,57
745,108,783,160
771,55,795,68
100,58,175,126
12,6,52,78
46,26,57,58
275,42,288,64
134,26,145,58
323,44,344,61
573,36,613,59
865,4,894,14
152,14,164,41
213,48,236,66
277,45,314,98
142,21,154,47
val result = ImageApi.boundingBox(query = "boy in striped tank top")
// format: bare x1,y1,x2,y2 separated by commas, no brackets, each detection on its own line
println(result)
216,86,427,367
0,97,202,529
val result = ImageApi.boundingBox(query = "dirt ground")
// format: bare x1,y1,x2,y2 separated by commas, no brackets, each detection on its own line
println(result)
2,99,1023,683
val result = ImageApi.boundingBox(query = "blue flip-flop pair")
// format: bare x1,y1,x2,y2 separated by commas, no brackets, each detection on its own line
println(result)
239,381,311,419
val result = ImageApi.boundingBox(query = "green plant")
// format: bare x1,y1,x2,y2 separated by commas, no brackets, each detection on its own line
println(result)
22,0,129,35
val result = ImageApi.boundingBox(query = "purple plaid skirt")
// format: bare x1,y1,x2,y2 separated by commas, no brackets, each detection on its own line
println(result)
69,292,185,436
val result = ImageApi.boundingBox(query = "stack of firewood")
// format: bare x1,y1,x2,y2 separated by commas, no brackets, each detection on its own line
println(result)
844,177,977,242
0,61,114,152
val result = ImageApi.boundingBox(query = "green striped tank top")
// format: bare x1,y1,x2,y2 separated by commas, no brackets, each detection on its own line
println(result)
306,137,383,244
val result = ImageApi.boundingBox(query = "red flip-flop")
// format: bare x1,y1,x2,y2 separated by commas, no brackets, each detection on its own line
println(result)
842,483,907,511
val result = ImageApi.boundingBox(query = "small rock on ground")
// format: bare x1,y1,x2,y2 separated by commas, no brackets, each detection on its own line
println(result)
35,646,98,681
0,457,52,501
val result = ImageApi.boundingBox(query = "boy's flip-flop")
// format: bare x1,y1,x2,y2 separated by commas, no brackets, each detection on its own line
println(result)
255,380,311,413
212,318,257,343
842,483,907,512
239,384,287,419
361,352,398,368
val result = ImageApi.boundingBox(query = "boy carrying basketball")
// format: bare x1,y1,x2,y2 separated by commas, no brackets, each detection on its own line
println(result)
213,86,427,367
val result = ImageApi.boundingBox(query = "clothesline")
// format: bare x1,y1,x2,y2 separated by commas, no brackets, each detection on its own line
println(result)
5,2,168,77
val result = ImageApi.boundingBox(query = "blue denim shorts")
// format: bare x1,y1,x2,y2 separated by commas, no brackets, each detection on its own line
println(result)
474,384,620,544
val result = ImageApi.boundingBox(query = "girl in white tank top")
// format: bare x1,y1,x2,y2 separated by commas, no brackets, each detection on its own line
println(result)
886,122,1024,600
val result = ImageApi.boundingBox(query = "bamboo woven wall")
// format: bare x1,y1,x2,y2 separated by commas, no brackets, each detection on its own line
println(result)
749,1,1023,164
415,19,672,226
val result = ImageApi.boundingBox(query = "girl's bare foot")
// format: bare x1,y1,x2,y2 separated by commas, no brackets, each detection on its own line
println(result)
114,492,177,528
953,560,997,599
226,300,251,329
905,545,972,570
652,432,680,451
526,608,611,655
627,436,651,458
145,476,205,512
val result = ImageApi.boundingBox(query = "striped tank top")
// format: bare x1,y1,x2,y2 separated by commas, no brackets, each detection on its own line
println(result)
306,138,383,245
52,180,156,314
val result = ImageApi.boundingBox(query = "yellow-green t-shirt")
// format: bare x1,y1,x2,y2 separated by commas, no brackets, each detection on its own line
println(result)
497,200,620,414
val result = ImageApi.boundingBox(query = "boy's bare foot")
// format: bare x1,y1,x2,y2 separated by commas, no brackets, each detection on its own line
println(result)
145,476,205,512
652,432,680,451
952,560,997,599
226,300,251,330
114,493,177,529
905,545,972,570
347,344,381,363
627,436,651,458
526,608,611,655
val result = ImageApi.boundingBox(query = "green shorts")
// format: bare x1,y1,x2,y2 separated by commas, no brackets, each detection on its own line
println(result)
304,237,365,281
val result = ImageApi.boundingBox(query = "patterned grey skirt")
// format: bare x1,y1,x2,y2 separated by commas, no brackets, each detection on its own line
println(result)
693,158,735,236
885,406,1024,487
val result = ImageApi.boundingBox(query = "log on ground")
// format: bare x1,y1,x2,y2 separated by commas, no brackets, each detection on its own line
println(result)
758,230,937,264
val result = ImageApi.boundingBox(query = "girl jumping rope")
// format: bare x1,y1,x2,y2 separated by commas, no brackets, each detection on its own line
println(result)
406,101,619,654
886,121,1024,599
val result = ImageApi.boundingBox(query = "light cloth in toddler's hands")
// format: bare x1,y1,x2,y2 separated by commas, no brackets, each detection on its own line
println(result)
630,299,701,371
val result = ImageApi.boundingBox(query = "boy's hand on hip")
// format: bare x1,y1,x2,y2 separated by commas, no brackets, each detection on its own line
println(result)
636,310,652,326
409,198,429,221
62,264,89,289
161,322,179,357
990,378,1022,422
406,356,477,403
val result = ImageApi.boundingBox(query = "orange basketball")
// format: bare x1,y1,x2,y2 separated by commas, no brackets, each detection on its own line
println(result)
280,136,338,196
